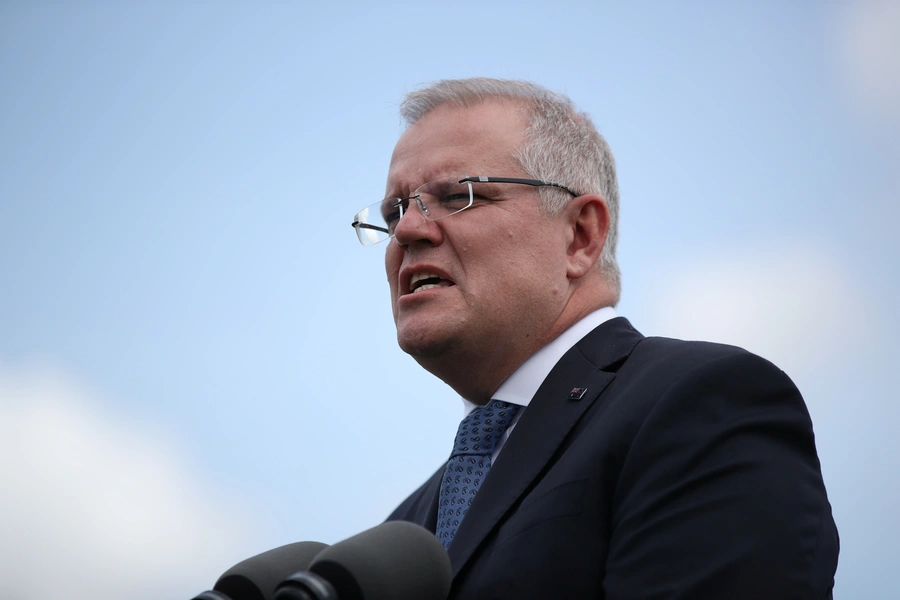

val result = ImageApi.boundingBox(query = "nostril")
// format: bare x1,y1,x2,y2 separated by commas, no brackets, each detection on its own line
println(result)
393,207,441,247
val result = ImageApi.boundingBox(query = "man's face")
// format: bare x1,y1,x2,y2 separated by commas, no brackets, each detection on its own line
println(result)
384,101,573,375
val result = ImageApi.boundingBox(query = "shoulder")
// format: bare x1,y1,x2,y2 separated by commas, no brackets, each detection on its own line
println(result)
631,334,768,369
571,318,803,424
618,334,797,402
587,332,816,459
574,316,783,384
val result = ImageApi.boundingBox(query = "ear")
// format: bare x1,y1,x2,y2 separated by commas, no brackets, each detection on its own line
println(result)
563,194,610,280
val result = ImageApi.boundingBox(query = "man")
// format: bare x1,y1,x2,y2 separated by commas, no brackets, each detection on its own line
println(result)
351,78,838,599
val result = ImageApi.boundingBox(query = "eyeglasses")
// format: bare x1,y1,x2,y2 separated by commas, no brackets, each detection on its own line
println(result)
351,175,580,246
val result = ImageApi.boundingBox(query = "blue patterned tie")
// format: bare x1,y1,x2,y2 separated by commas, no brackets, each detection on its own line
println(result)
436,400,522,549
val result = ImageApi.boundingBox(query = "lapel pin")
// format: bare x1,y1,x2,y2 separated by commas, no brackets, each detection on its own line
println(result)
567,387,588,400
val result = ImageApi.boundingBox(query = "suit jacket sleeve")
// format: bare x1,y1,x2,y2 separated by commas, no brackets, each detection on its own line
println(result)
604,349,838,599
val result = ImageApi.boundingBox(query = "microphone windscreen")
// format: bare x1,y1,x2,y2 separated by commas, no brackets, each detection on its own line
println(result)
308,521,451,600
215,541,329,600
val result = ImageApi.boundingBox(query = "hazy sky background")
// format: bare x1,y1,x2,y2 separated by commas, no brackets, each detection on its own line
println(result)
1,1,897,598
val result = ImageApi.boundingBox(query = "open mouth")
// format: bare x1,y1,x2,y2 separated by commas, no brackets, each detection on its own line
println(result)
409,271,455,294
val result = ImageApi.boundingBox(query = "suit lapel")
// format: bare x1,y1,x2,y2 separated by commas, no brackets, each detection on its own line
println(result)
446,317,643,577
412,467,442,532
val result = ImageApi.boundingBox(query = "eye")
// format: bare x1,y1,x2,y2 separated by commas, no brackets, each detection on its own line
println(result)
439,192,472,206
413,177,475,216
435,183,472,208
381,199,405,226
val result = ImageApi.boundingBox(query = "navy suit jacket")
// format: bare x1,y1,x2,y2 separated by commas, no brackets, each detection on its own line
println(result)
388,317,838,599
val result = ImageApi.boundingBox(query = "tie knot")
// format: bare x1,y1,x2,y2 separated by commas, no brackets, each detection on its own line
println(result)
451,400,521,458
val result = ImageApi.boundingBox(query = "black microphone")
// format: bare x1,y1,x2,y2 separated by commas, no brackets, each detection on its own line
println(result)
273,521,451,600
193,541,329,600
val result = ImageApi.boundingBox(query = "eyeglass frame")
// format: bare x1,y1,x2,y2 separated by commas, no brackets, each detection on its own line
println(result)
351,175,582,246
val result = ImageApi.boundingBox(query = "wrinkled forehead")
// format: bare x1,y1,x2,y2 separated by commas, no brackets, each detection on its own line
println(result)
386,101,529,194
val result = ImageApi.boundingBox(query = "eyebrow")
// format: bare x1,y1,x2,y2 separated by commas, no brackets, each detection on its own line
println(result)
384,165,473,198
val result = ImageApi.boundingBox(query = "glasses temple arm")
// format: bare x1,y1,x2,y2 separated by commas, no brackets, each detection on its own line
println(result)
351,221,391,235
457,176,580,197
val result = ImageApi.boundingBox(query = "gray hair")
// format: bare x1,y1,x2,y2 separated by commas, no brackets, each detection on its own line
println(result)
400,78,621,302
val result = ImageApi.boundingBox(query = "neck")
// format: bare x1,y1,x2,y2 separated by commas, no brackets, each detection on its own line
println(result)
413,342,536,405
418,300,611,404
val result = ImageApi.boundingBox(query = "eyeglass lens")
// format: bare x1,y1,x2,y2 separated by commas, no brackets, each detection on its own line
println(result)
352,176,474,245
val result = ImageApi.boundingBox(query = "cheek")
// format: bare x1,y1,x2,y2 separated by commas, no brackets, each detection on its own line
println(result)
384,251,401,321
385,246,402,294
385,243,400,275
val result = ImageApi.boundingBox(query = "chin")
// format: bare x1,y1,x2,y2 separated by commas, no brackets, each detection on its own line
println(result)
396,326,456,360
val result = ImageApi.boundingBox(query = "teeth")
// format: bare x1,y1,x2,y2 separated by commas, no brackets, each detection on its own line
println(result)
409,271,451,294
410,271,442,287
409,271,443,294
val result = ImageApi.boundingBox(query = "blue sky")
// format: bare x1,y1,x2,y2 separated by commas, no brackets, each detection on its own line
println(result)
1,1,897,598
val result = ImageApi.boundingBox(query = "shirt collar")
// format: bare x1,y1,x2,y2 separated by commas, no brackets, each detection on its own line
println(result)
461,306,617,417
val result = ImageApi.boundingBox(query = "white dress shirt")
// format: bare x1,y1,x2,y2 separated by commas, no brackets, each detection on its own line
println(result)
459,306,618,461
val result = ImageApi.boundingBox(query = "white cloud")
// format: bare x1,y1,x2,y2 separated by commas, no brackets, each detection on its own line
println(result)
834,0,900,126
640,244,877,381
0,366,258,600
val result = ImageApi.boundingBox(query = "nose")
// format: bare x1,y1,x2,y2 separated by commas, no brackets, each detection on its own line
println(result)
393,198,443,247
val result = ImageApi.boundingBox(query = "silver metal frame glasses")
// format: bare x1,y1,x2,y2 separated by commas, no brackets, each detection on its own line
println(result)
351,175,580,246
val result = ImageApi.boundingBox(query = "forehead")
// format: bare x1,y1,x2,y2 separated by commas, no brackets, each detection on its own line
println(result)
387,101,529,192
